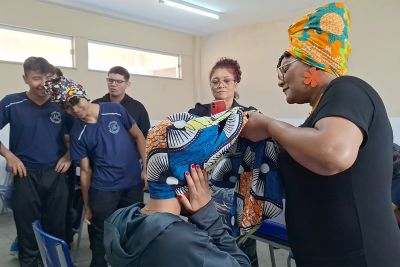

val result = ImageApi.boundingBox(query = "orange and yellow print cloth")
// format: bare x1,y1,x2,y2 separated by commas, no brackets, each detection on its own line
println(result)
287,2,351,76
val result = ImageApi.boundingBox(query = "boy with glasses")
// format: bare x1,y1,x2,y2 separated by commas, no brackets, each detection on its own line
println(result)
92,66,150,137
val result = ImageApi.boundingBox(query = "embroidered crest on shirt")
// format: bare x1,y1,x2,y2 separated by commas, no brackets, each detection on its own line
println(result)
50,111,62,124
108,121,120,134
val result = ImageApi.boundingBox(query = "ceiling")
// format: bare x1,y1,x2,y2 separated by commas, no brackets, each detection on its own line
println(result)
38,0,329,35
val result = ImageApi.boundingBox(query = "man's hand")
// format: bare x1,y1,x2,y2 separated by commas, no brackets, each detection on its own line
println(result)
5,153,27,177
55,153,71,173
177,164,211,214
84,206,92,225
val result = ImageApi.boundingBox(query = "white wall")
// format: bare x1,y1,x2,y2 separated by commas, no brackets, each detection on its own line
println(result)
199,0,400,119
0,0,200,120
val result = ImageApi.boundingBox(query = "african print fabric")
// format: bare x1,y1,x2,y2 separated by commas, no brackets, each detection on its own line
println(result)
287,2,351,76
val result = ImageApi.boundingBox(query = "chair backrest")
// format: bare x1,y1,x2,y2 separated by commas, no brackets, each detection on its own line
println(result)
32,220,74,267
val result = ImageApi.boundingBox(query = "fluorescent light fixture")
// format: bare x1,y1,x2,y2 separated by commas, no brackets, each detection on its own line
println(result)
159,0,220,20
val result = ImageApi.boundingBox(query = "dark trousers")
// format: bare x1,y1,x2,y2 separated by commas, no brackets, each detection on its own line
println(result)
12,168,69,267
88,183,143,267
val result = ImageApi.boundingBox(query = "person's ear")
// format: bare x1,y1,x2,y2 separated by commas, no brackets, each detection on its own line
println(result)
22,74,28,85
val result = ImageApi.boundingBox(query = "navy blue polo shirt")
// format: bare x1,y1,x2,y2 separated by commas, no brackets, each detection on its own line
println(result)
70,102,142,191
0,92,67,169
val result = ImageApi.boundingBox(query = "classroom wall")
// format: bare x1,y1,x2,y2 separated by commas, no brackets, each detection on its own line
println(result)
199,0,400,118
1,0,399,120
0,0,200,120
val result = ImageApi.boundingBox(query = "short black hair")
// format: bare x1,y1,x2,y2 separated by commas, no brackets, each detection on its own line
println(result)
23,57,54,75
108,66,130,81
55,67,63,77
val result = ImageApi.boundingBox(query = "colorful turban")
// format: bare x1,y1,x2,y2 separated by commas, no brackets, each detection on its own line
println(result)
44,76,87,104
145,107,247,199
287,2,351,76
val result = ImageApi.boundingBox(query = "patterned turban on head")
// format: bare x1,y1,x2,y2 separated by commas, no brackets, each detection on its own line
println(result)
145,107,247,200
287,2,351,76
44,76,87,105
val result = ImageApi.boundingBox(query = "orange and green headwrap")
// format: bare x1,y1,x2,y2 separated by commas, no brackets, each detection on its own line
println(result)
287,2,351,76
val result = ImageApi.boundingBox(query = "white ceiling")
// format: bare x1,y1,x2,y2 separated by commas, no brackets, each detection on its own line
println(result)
38,0,329,35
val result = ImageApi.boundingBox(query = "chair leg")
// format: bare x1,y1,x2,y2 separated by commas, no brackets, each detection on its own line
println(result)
287,252,293,267
268,244,277,267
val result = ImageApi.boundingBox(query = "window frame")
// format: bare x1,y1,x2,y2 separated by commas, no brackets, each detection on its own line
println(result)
88,40,182,79
0,24,75,68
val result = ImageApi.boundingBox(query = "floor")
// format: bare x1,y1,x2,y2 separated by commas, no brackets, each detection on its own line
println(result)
0,208,294,267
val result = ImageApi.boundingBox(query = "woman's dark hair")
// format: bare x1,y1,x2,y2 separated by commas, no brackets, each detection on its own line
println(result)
209,57,242,83
277,51,292,68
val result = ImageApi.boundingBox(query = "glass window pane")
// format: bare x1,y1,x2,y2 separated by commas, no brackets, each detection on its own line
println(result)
0,26,73,67
88,41,181,79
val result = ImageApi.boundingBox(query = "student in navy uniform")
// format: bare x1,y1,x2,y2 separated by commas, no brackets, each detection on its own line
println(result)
44,77,147,267
92,66,151,137
0,57,71,267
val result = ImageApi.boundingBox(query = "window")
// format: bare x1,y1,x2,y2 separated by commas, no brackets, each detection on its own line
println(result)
0,25,73,67
88,41,181,79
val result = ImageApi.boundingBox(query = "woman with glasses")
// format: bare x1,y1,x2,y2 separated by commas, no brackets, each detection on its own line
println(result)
188,57,255,116
188,57,259,267
241,2,400,266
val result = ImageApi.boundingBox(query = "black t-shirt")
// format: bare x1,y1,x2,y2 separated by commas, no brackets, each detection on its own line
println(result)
278,76,400,266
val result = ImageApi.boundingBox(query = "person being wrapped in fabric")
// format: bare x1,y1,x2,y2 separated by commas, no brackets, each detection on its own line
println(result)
103,109,252,267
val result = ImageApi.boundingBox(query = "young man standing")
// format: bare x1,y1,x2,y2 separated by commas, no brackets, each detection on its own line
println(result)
92,66,151,137
45,77,146,267
0,57,71,267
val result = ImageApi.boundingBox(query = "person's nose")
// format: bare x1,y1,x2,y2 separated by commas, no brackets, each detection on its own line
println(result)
278,77,284,88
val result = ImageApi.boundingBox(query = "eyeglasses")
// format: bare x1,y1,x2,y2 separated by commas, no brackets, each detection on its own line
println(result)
277,58,298,81
106,78,126,85
210,78,236,88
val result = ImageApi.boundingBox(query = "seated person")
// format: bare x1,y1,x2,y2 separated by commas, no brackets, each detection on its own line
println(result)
104,109,251,266
104,165,251,267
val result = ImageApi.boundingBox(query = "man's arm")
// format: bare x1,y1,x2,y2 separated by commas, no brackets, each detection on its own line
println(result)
80,157,92,224
129,124,147,181
55,134,71,173
0,142,26,177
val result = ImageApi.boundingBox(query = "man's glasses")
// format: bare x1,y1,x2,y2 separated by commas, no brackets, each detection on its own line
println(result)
277,58,298,81
210,78,236,88
106,78,126,85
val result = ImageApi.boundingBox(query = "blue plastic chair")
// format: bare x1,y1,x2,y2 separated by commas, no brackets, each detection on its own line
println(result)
252,220,294,267
32,220,74,267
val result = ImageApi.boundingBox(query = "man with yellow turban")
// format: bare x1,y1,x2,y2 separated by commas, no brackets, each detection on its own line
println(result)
241,2,400,266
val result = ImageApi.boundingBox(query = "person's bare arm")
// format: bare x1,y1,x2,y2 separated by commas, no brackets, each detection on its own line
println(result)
0,143,27,177
55,134,71,173
241,112,363,176
129,124,147,182
80,157,92,224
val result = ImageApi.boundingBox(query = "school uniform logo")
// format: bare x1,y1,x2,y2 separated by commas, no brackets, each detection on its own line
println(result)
50,111,62,124
108,121,120,134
